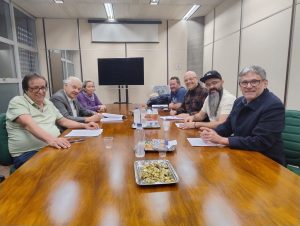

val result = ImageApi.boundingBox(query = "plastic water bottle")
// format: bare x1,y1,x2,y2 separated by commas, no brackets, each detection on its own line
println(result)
133,107,141,126
135,123,145,157
140,108,147,127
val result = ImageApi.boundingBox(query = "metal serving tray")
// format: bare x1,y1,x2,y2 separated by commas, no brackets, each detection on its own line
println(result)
131,122,160,129
134,160,179,186
144,139,176,152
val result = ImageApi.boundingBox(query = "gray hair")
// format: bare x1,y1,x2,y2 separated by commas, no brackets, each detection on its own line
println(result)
238,65,267,80
82,80,94,88
63,76,82,85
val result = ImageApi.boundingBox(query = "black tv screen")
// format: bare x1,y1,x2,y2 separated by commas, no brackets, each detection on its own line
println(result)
98,57,144,85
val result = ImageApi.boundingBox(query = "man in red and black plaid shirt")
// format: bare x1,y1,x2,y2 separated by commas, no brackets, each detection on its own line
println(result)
170,71,208,119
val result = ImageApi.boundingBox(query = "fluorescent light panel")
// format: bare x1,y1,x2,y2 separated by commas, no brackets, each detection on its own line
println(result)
150,0,159,5
182,5,200,20
53,0,64,3
104,3,114,20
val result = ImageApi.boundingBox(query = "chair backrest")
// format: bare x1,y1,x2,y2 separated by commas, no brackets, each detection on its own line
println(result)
0,113,13,166
282,110,300,167
152,85,170,96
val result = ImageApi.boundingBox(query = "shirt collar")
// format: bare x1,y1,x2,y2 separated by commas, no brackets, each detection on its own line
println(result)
24,93,47,107
241,88,269,110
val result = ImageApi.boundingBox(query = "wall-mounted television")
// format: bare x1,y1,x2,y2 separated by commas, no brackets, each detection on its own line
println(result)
98,57,144,85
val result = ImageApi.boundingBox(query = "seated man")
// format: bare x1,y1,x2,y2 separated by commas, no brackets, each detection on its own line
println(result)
170,71,208,118
6,73,99,169
200,65,286,165
168,76,186,110
181,70,236,129
50,76,101,131
77,80,107,112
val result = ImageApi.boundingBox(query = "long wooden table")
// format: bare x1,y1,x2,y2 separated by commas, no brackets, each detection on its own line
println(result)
1,104,300,225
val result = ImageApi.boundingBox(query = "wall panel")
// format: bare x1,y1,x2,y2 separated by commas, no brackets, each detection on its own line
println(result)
203,44,213,74
240,9,291,100
213,32,240,95
242,0,292,28
204,10,214,46
286,4,300,110
215,0,241,40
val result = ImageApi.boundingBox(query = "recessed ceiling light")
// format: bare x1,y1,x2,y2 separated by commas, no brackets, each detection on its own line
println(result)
104,3,114,20
53,0,64,4
182,5,200,20
149,0,159,5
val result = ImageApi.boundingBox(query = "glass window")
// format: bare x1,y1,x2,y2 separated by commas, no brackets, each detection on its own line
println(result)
0,83,19,113
67,62,74,76
0,42,16,78
0,0,13,39
19,48,38,77
14,8,36,48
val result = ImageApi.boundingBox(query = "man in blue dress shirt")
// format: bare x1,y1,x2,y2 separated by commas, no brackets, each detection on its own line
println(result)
168,76,186,110
200,65,285,165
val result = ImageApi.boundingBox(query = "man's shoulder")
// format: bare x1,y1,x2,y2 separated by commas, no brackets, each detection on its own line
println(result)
51,90,65,100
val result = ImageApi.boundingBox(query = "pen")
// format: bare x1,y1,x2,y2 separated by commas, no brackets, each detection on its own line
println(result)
69,138,85,143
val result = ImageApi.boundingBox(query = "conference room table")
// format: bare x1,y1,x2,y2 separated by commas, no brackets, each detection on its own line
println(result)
0,104,300,226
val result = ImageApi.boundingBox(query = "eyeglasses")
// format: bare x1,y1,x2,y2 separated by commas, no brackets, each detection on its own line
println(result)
239,79,262,88
28,86,48,93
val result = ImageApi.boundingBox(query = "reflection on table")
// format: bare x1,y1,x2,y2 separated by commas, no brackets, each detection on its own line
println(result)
0,104,299,226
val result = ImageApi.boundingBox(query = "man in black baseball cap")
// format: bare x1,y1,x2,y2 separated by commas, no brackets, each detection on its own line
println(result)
182,70,236,129
200,70,222,83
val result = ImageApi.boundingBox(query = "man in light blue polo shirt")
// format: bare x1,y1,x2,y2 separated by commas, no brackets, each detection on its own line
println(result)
168,76,186,110
6,73,99,169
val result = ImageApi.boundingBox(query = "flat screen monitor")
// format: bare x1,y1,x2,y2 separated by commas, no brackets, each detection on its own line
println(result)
98,57,144,85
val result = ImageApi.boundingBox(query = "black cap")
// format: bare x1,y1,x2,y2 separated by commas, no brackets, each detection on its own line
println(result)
200,70,222,83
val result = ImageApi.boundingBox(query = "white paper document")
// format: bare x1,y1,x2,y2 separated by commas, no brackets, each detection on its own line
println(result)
65,129,103,137
102,113,125,119
152,104,169,108
101,117,123,122
175,123,184,128
187,138,224,147
160,116,184,121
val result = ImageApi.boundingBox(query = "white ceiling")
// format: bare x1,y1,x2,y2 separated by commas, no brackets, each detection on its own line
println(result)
12,0,225,20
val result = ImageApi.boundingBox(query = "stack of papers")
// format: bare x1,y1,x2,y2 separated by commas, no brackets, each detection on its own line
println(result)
160,116,184,121
65,129,103,137
187,138,224,147
101,113,125,122
175,123,184,128
152,104,169,108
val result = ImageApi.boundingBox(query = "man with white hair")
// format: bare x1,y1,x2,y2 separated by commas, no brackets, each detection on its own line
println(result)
50,76,101,130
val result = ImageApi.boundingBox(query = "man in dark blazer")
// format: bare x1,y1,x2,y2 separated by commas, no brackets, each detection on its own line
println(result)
50,76,102,130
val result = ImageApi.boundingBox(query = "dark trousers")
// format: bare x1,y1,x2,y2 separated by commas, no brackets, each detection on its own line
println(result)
13,150,38,169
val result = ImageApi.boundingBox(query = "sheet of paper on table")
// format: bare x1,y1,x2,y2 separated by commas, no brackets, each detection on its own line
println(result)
175,123,184,128
187,138,224,147
160,116,184,120
65,129,103,137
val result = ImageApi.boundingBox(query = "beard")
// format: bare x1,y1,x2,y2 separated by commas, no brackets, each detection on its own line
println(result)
208,88,223,117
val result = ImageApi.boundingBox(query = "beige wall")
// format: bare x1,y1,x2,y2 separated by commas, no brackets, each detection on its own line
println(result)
36,19,187,104
203,0,300,110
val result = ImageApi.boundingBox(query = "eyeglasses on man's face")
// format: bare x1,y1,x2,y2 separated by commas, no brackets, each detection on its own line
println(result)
239,79,262,88
28,86,48,93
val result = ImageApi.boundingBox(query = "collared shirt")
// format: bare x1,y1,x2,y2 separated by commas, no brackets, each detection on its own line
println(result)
77,90,102,112
6,94,63,157
176,83,208,115
64,91,78,117
202,89,236,122
170,86,186,104
215,89,286,165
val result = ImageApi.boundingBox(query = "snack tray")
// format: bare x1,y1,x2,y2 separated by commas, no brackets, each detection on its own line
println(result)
144,139,176,152
131,122,160,129
134,160,179,185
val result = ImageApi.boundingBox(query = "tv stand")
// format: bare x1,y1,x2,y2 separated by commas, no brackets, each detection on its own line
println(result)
114,85,129,104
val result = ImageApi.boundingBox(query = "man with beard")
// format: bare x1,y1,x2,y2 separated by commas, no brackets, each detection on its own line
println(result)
168,76,186,110
181,70,236,129
200,66,285,165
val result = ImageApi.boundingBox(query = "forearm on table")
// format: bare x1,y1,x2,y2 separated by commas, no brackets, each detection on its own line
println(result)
57,117,85,129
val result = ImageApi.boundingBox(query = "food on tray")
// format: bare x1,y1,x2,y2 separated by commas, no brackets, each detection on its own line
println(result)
140,162,176,184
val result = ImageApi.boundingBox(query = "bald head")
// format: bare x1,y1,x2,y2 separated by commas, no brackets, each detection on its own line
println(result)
184,71,198,90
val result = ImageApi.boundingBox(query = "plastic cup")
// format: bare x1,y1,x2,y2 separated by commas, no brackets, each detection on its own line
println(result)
163,120,170,131
104,137,113,149
159,150,167,158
